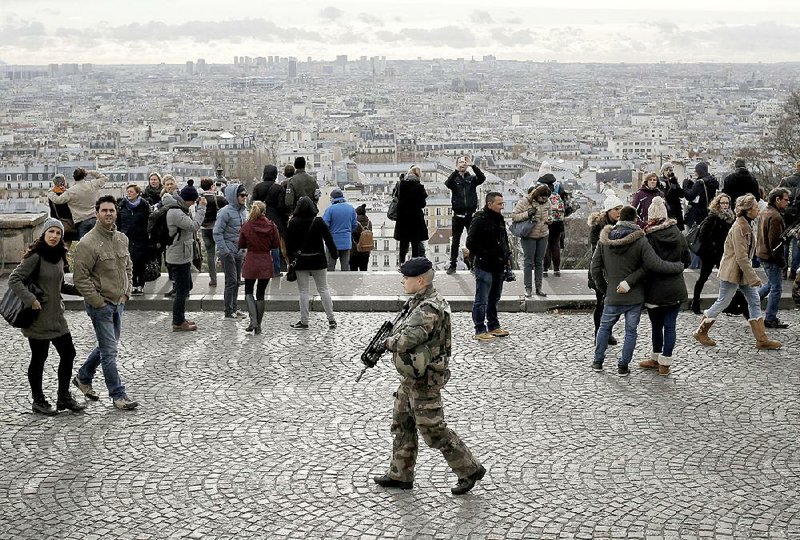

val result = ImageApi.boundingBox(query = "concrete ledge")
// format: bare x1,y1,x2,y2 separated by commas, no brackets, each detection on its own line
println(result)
12,269,800,313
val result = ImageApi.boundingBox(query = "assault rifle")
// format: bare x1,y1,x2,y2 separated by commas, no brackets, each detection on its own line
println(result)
772,217,800,254
355,299,412,382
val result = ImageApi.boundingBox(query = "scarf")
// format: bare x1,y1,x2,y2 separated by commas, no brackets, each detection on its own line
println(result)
125,196,143,209
35,238,66,264
53,185,67,194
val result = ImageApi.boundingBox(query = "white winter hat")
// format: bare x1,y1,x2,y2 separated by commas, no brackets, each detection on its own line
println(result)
648,196,668,221
538,161,552,177
603,192,624,212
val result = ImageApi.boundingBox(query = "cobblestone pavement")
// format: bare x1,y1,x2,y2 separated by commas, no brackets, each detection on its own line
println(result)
1,308,799,540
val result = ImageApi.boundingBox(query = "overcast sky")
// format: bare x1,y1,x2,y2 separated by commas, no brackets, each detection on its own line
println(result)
2,0,799,65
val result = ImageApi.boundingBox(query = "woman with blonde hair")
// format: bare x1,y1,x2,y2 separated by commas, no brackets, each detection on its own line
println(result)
693,194,782,350
238,200,281,334
393,165,428,264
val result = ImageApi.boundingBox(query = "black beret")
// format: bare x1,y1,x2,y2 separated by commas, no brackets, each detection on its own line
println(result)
399,257,433,277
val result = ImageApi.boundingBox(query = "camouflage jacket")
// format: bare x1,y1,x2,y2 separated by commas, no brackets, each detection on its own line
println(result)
385,285,452,380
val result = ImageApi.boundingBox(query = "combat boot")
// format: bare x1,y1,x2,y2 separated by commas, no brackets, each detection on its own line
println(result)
749,318,782,350
451,465,486,495
244,294,258,332
373,475,413,490
255,300,266,335
693,315,716,346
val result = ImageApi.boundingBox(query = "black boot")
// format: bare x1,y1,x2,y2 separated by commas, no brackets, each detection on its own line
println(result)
56,392,87,412
32,400,58,416
690,297,702,315
255,300,265,335
244,294,258,332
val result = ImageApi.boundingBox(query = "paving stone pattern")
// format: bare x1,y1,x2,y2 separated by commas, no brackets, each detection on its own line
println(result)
1,309,798,539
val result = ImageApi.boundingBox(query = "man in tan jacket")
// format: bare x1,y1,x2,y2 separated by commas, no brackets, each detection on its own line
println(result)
47,168,107,238
71,195,138,410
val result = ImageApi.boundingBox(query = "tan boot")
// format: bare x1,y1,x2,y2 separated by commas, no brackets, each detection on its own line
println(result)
693,315,716,346
638,351,659,369
658,355,671,376
749,318,782,350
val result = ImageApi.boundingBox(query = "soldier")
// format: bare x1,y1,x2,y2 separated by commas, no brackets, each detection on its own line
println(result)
373,257,486,495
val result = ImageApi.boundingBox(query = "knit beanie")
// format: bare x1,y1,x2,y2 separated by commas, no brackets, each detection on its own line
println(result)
659,163,674,175
42,217,64,235
179,181,199,202
356,203,366,216
648,196,668,221
603,192,624,212
538,161,552,177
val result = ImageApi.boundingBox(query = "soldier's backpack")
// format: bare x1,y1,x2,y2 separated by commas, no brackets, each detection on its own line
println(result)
357,228,374,253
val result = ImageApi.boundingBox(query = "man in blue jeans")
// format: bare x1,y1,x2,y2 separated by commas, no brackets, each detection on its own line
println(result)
71,195,138,410
757,187,791,329
213,183,248,319
465,192,511,341
590,206,684,376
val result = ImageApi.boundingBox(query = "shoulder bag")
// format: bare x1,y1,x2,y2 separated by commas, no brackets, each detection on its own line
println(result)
509,218,535,238
1,258,44,328
286,220,317,282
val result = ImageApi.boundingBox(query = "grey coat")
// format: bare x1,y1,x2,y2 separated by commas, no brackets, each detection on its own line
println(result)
163,194,205,265
8,254,80,340
590,222,684,305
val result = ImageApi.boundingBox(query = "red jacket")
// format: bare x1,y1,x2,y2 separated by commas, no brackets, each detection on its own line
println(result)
238,217,281,279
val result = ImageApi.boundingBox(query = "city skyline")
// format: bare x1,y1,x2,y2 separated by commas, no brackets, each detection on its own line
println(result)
2,0,800,65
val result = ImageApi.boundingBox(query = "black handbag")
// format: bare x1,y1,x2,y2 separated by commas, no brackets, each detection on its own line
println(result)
287,220,318,282
143,257,161,282
1,260,44,328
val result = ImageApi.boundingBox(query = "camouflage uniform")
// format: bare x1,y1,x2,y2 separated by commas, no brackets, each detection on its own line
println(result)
383,284,482,483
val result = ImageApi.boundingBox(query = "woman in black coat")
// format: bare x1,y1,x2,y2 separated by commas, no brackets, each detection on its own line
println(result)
393,166,428,263
286,196,338,330
117,184,151,296
690,193,734,314
660,163,686,231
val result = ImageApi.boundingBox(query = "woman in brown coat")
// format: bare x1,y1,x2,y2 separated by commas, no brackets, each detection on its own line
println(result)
693,194,781,350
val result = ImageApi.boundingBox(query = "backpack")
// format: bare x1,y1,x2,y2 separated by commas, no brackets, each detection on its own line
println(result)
357,228,374,253
147,205,187,250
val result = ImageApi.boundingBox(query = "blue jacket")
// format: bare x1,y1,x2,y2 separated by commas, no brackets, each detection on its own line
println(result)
213,183,247,256
322,197,358,250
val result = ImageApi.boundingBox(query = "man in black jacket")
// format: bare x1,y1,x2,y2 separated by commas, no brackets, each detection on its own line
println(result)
445,156,485,275
253,164,287,275
466,192,510,341
779,160,800,279
722,158,760,205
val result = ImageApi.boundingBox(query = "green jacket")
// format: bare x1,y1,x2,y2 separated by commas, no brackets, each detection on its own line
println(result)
72,222,132,308
385,285,452,380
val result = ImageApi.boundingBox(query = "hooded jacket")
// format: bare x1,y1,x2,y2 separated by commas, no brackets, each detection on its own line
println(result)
286,197,338,271
445,165,486,215
252,165,287,235
46,171,107,224
322,195,358,250
116,196,151,261
163,193,205,265
626,219,691,306
466,205,510,273
213,184,248,257
587,210,616,291
589,221,684,305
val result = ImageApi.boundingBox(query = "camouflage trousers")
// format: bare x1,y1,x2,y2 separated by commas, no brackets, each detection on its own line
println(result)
387,372,481,483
